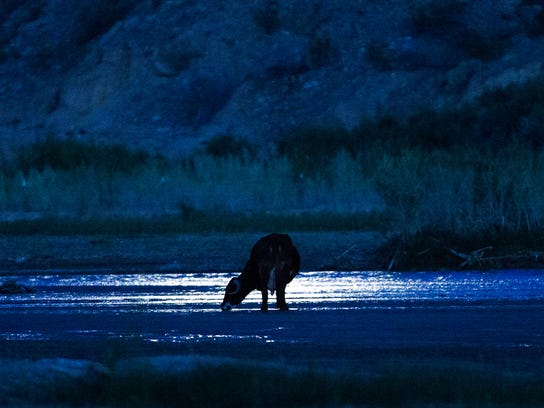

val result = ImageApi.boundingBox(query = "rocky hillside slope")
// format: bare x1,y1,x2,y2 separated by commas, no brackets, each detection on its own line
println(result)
1,0,543,158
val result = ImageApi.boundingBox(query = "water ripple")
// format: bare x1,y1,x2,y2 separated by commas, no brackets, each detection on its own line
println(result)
1,270,543,314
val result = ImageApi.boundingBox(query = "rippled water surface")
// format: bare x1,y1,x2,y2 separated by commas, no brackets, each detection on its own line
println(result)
1,270,544,363
2,270,543,314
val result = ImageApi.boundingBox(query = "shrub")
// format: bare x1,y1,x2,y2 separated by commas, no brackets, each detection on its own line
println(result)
73,0,138,46
203,135,255,159
276,126,353,178
308,32,333,68
527,5,544,36
0,0,21,22
475,77,544,147
371,145,544,236
459,29,510,61
410,0,508,61
350,74,544,151
4,75,544,234
410,0,467,35
15,137,152,175
252,0,280,34
364,41,395,71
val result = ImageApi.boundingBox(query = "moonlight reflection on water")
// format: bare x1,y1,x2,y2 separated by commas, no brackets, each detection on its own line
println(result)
1,270,543,314
1,270,543,363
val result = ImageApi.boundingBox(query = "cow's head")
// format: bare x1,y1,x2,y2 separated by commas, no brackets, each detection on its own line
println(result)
221,277,244,311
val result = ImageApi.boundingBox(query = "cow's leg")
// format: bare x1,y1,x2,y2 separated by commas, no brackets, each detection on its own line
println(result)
276,284,288,311
260,289,268,311
259,265,269,312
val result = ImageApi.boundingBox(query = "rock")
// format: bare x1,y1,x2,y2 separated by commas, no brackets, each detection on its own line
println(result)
0,279,35,294
0,358,109,404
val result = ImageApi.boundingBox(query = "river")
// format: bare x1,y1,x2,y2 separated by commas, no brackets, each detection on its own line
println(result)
1,270,543,369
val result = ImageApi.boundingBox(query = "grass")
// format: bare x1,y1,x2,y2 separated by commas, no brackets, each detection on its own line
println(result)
2,137,544,247
0,211,387,235
373,145,544,235
5,356,544,407
1,76,544,271
0,139,382,229
15,136,154,175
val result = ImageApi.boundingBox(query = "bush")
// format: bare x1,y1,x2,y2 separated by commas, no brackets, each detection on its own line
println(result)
3,75,544,236
410,0,509,61
0,145,383,226
351,75,544,151
73,0,138,46
475,77,544,147
460,29,510,61
410,0,467,35
16,137,152,175
252,0,280,34
203,135,255,158
308,32,333,68
276,126,353,178
0,0,21,22
372,145,544,236
277,75,544,167
364,41,395,71
527,5,544,36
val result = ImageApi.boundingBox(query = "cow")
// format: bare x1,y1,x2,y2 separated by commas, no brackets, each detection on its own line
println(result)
221,233,300,312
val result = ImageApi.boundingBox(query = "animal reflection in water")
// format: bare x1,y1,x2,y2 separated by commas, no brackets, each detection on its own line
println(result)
221,233,300,312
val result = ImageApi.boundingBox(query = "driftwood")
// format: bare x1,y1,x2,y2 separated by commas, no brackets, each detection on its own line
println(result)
449,247,544,269
322,244,358,270
449,246,493,268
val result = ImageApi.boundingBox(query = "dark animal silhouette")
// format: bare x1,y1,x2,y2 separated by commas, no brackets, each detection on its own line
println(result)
221,233,300,311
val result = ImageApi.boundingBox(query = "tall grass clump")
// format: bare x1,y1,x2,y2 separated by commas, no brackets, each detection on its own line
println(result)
371,145,544,236
2,75,544,240
0,136,383,233
163,150,380,216
16,136,153,175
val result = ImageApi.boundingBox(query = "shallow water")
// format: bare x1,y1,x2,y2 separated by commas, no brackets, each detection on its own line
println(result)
1,270,543,364
2,270,543,314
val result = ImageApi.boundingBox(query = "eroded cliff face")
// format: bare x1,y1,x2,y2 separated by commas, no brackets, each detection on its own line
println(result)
1,0,543,158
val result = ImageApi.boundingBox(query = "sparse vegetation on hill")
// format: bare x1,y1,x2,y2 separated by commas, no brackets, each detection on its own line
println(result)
2,0,544,155
15,136,154,175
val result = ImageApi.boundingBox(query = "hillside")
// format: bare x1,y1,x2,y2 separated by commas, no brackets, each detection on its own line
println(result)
1,0,544,158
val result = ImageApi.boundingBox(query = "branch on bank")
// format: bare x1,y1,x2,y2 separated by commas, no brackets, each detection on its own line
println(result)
449,247,544,269
321,244,359,270
449,246,493,268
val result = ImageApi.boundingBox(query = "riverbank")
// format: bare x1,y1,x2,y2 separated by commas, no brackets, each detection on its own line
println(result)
2,353,542,407
2,228,544,273
0,231,384,274
377,228,544,271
